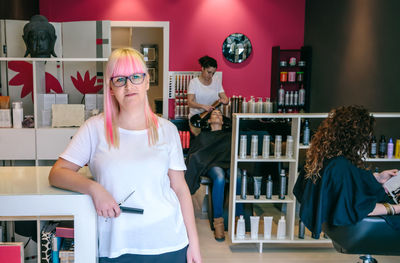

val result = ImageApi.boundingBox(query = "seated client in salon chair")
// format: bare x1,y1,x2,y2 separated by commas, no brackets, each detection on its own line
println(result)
294,106,400,242
185,109,243,242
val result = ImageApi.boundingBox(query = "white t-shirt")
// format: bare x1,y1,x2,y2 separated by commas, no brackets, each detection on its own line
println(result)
187,76,224,118
60,114,188,258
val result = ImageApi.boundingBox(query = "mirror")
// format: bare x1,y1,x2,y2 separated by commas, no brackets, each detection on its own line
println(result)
222,33,252,63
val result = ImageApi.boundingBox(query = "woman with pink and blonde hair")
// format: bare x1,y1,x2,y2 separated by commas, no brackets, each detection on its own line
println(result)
49,48,202,263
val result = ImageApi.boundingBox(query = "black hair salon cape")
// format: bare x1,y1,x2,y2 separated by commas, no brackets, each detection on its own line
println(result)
185,130,231,195
293,156,400,238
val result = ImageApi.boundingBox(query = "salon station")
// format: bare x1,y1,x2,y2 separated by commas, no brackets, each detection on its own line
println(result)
1,1,400,263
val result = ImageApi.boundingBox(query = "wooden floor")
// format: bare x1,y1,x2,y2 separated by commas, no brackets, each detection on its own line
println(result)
193,185,400,263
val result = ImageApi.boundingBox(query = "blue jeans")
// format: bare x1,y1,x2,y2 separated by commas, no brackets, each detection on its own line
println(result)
206,167,244,218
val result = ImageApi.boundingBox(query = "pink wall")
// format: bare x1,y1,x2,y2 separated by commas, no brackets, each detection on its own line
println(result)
40,0,305,99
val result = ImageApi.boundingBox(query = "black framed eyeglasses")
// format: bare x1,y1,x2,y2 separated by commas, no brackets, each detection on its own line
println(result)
111,73,146,87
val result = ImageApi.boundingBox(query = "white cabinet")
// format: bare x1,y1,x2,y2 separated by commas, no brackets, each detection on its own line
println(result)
0,57,107,163
0,128,36,160
0,166,97,263
36,128,78,160
228,112,400,253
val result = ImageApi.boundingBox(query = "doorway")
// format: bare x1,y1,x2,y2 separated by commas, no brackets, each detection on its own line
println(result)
110,21,169,118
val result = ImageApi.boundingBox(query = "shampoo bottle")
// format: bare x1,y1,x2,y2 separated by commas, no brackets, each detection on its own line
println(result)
303,120,310,145
277,216,286,239
387,138,394,159
266,174,273,199
236,215,246,239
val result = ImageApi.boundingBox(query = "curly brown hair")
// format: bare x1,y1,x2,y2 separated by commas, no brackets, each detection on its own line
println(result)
304,105,375,182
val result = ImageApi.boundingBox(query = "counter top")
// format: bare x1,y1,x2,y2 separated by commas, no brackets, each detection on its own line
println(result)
0,166,97,263
0,166,91,196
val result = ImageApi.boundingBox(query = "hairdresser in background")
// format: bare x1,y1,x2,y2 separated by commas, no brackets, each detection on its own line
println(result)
187,55,229,136
49,48,201,263
186,109,243,242
294,105,400,238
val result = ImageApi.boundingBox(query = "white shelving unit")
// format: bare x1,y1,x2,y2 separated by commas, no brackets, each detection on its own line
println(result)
0,166,97,263
0,57,107,164
228,112,400,253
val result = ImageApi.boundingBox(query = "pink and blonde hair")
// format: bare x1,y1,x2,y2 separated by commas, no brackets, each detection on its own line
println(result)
104,48,159,148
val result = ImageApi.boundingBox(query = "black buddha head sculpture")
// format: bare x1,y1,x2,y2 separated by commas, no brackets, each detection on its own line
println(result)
23,15,57,58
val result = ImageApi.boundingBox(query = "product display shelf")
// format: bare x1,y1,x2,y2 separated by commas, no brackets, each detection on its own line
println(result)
0,57,107,164
229,112,400,253
0,166,97,263
229,113,302,253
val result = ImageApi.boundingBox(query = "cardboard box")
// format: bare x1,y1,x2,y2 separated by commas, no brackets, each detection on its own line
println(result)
52,104,85,127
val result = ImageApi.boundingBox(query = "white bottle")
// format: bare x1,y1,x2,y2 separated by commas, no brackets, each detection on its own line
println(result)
236,215,246,239
250,135,258,158
241,97,248,113
12,101,23,128
277,216,286,239
274,135,282,158
250,216,260,239
264,97,273,113
286,135,294,158
256,97,263,113
262,135,270,158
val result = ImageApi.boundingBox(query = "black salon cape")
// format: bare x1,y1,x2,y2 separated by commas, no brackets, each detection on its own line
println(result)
294,156,400,237
185,130,231,195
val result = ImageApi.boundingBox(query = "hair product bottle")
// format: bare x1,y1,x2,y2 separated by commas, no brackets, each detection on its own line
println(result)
387,138,394,159
274,135,282,158
395,139,400,159
250,135,259,158
236,215,246,239
278,85,285,106
262,135,270,158
279,169,287,200
250,216,260,239
277,216,286,239
266,174,273,199
379,135,387,158
241,169,247,200
239,135,247,159
370,135,377,158
286,135,294,158
302,120,310,146
253,176,262,199
263,216,273,239
12,102,23,128
298,220,305,239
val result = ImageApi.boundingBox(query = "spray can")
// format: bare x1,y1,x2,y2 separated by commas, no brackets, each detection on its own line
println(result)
241,169,247,200
266,174,273,199
279,169,286,200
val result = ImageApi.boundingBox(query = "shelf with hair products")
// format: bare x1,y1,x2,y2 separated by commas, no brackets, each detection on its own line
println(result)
270,46,312,113
0,166,97,263
0,57,107,165
0,19,110,165
228,112,400,253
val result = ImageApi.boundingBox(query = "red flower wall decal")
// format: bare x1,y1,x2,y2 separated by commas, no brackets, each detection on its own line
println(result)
8,61,63,101
71,71,103,94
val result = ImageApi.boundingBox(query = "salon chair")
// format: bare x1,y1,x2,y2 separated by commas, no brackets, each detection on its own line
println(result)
322,216,400,263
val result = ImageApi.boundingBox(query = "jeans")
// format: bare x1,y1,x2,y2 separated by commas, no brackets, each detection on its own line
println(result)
99,245,188,263
206,167,244,218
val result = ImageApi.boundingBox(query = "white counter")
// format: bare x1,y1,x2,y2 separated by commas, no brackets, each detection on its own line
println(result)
0,166,97,263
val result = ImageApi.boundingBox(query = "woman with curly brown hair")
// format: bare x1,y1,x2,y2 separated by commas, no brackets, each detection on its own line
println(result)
293,105,399,238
